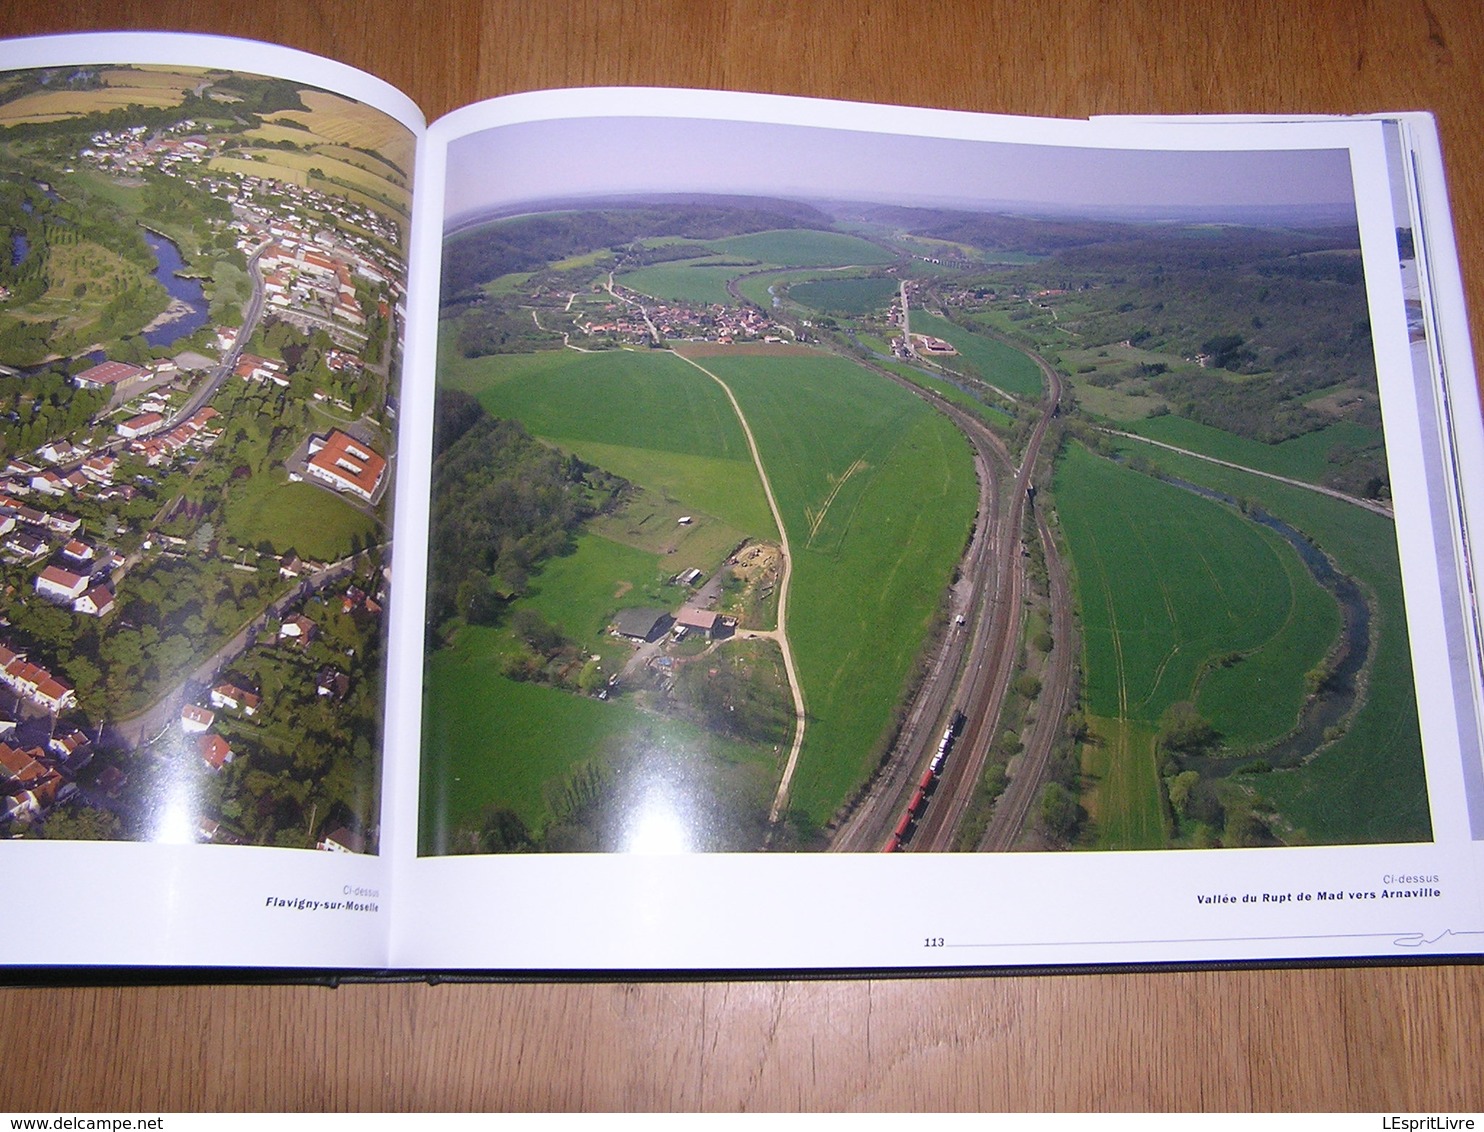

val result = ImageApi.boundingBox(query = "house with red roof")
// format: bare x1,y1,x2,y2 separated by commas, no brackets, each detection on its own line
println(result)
198,734,233,772
117,412,165,440
180,704,215,733
73,584,115,618
36,565,89,603
210,683,261,716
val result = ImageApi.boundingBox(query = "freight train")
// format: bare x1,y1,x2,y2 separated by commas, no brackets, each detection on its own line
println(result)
883,710,966,851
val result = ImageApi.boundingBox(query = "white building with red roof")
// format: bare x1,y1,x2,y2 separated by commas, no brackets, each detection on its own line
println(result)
73,584,114,618
210,683,261,716
180,704,215,733
35,565,89,603
117,412,165,440
305,430,386,503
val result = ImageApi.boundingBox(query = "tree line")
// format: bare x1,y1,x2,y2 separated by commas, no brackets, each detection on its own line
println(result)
425,390,624,636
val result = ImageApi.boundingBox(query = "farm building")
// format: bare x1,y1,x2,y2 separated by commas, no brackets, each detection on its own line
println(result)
675,606,725,638
613,608,671,642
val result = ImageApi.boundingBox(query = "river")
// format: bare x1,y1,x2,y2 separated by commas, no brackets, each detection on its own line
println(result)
140,228,209,350
1162,475,1372,773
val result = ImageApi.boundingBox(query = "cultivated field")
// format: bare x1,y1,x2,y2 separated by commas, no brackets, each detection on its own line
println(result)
789,276,898,316
1101,435,1429,844
0,82,185,124
208,148,410,219
616,261,742,306
1056,442,1335,736
706,229,895,267
450,347,777,538
267,90,415,175
1054,442,1355,848
695,350,978,826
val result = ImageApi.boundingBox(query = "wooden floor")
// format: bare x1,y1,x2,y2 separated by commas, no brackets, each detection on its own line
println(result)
3,0,1484,1111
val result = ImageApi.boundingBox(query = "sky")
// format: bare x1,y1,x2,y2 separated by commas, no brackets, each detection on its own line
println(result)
443,113,1359,229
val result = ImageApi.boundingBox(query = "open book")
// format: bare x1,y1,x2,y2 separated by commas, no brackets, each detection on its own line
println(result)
2,31,1482,974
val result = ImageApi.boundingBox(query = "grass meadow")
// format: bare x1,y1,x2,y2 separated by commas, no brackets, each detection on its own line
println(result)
909,310,1044,399
1120,414,1383,486
420,614,783,851
223,476,379,562
446,346,776,538
881,361,1016,427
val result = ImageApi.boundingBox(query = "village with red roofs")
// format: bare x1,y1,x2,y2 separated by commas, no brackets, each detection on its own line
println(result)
0,66,409,851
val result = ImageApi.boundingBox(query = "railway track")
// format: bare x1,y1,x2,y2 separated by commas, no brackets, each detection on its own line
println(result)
828,328,1068,854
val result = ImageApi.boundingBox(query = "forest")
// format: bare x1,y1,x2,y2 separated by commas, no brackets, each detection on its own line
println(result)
425,390,625,637
439,198,833,300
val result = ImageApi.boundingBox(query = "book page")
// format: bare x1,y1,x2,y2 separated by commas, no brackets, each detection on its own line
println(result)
0,33,421,968
388,89,1484,972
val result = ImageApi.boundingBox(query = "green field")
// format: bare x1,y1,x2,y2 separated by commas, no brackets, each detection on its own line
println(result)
910,311,1044,399
789,277,898,316
420,626,783,851
706,229,896,267
616,261,740,306
1121,414,1383,486
1056,443,1335,736
445,347,776,539
519,531,666,646
1102,435,1429,844
223,476,379,561
882,361,1016,426
427,337,978,839
1055,443,1368,848
694,351,979,825
1081,717,1166,850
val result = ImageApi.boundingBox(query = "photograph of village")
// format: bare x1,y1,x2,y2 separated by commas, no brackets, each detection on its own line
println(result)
421,115,1430,856
0,61,409,852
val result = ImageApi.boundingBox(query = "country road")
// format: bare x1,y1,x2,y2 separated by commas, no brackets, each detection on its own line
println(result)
669,350,808,826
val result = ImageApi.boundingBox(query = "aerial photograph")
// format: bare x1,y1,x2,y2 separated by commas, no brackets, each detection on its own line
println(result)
0,62,409,851
419,113,1429,855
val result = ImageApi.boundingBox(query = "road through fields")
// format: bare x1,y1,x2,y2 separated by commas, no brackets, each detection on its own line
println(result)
669,349,809,826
